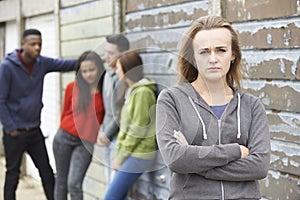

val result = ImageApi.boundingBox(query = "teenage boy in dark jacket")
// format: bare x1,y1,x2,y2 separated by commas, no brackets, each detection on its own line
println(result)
0,29,76,200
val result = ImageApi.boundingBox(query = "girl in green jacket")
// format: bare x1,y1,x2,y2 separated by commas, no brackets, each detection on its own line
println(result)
103,51,157,200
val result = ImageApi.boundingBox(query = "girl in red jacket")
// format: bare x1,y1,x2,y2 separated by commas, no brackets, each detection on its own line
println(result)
53,50,105,200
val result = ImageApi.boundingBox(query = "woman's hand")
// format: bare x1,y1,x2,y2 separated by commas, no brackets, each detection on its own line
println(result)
174,130,188,145
97,132,110,146
239,145,249,158
112,158,121,170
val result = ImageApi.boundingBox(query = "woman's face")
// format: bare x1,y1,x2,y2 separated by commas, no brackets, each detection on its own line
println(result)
80,60,99,85
115,60,125,80
193,28,235,83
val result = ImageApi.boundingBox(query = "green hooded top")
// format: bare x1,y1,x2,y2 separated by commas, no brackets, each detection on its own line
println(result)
114,78,157,165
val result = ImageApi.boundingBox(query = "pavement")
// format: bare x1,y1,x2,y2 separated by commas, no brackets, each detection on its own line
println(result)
0,156,46,200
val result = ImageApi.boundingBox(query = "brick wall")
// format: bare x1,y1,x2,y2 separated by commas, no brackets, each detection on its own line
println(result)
124,0,300,199
224,0,300,199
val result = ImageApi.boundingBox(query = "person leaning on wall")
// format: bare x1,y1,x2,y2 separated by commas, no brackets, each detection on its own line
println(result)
97,34,130,185
0,28,77,200
103,51,157,200
53,50,105,200
156,15,271,200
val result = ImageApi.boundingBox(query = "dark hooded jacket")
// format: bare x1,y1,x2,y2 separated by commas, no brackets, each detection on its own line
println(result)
0,49,76,134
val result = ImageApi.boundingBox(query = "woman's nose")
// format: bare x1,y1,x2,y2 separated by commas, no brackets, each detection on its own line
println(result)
208,52,217,63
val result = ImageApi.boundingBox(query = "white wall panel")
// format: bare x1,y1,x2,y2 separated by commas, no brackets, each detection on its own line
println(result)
25,14,59,176
5,21,18,55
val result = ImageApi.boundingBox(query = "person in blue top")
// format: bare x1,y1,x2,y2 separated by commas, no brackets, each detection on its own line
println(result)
0,29,76,200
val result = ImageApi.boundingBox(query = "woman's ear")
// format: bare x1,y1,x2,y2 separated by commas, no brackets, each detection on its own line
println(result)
231,53,235,63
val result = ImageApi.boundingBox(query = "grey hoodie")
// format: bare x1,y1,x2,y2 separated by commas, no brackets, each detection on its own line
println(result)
156,82,270,200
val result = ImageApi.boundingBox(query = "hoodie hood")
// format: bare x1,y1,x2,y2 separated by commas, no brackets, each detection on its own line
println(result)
130,78,157,92
125,78,156,100
6,50,24,68
175,82,243,140
5,49,42,72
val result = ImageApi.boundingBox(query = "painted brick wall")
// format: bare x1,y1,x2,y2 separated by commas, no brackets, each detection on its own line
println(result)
224,0,300,199
124,0,300,199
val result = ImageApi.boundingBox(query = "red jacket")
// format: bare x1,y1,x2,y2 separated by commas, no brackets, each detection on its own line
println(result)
60,81,104,143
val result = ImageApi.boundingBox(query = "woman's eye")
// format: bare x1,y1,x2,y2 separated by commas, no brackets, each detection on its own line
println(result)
198,50,208,55
217,49,226,53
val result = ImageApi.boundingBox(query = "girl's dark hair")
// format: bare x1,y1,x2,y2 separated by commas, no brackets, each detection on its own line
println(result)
115,51,144,112
75,50,105,111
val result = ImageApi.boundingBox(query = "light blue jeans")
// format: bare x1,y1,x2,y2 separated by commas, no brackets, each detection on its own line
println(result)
53,129,94,200
103,156,154,200
104,137,116,185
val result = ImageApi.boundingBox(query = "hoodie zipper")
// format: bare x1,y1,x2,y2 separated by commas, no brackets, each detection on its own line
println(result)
218,120,225,200
188,92,239,200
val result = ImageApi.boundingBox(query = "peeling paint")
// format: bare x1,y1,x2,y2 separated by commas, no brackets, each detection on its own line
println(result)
271,140,300,157
264,177,270,187
283,31,291,46
126,1,208,21
290,160,300,168
271,80,300,93
287,99,291,107
269,170,281,180
241,79,267,90
233,17,300,35
282,157,288,166
261,97,270,106
266,33,272,44
243,50,300,76
279,59,285,74
137,3,145,10
270,154,281,164
247,12,251,20
269,112,300,137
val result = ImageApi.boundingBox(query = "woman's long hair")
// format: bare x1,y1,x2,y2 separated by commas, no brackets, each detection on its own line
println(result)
75,50,105,111
115,51,144,114
177,15,242,89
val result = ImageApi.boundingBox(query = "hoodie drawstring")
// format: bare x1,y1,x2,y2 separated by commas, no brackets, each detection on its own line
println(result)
188,93,242,140
237,93,241,139
188,96,207,140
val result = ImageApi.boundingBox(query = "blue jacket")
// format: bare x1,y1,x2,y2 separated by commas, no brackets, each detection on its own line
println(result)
0,49,76,134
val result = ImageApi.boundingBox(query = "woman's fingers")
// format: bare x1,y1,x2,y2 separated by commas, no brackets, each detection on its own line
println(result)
173,130,188,145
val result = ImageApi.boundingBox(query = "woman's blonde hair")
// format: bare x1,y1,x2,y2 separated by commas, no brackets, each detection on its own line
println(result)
177,15,242,89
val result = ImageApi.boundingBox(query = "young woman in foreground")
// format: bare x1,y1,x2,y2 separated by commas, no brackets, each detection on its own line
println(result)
156,15,270,200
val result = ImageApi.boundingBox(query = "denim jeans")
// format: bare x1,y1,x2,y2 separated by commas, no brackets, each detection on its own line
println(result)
2,128,54,200
53,129,94,200
103,156,154,200
104,137,116,185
